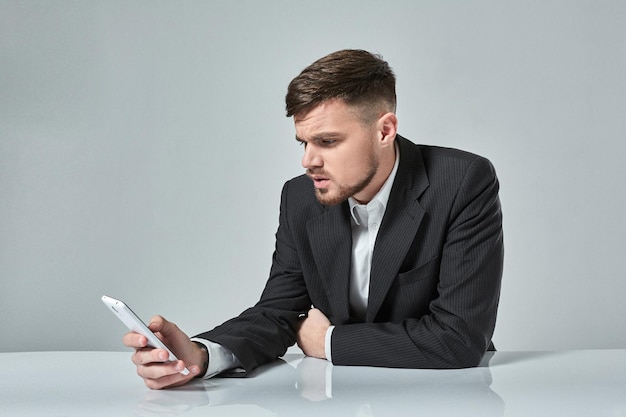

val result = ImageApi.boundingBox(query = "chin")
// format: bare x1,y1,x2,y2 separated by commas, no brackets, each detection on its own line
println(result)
315,189,347,206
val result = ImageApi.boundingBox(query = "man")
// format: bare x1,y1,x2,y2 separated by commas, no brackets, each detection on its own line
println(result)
124,49,504,390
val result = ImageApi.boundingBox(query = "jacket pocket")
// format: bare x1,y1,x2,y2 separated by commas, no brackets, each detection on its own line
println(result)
394,256,440,286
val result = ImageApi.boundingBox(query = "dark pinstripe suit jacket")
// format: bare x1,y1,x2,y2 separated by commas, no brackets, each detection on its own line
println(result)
198,135,504,373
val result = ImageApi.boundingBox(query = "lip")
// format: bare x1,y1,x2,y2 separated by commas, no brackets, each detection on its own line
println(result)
313,178,330,189
308,173,330,189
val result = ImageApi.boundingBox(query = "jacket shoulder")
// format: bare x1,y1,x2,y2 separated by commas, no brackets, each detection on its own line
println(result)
417,144,493,169
280,174,325,217
396,136,498,194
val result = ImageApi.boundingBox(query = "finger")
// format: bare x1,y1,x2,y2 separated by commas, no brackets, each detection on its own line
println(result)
142,370,191,390
148,315,182,339
146,315,166,333
306,308,331,325
308,308,325,319
146,316,193,359
131,348,170,366
136,359,186,380
122,332,148,348
139,360,200,388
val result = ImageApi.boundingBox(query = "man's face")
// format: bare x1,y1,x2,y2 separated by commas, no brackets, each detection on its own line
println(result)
295,100,381,205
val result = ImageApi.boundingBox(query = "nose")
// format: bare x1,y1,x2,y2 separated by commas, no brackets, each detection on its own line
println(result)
301,145,322,170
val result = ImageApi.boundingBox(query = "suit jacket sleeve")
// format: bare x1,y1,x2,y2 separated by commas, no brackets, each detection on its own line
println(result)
330,154,504,369
194,183,313,373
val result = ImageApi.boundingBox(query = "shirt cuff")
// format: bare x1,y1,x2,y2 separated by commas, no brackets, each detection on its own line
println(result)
324,325,335,363
190,337,243,379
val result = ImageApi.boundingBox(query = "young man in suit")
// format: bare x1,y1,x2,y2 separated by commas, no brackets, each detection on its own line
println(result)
124,49,504,390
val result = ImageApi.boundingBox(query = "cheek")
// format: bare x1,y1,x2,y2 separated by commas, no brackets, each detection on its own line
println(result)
345,150,371,174
325,143,372,182
333,161,364,186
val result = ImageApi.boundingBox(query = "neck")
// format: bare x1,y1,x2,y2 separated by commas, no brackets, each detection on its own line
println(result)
352,144,396,204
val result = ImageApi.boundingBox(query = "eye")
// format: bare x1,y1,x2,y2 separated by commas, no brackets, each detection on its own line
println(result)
320,139,336,147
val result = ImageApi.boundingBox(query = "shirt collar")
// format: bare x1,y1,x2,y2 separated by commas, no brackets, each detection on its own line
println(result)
349,142,400,225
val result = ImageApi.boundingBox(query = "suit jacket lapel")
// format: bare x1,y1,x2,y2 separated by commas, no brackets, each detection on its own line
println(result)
366,136,430,322
306,203,352,323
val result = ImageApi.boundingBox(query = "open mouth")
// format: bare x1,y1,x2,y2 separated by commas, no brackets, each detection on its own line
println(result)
313,178,330,189
308,173,330,189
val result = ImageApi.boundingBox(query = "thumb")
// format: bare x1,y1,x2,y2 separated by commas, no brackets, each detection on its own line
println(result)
148,315,187,347
147,315,194,364
148,315,170,334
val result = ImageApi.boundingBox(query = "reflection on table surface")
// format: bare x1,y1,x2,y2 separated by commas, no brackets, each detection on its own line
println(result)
1,349,625,416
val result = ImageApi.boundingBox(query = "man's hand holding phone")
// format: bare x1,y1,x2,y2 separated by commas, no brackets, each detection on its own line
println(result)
122,315,207,389
102,295,208,389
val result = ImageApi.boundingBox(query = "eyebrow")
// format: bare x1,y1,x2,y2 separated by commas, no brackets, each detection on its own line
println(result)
295,132,345,143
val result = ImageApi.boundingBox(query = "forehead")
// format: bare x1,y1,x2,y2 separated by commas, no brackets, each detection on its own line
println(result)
294,100,363,134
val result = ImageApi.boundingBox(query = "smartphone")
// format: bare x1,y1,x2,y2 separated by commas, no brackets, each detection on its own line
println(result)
101,295,190,375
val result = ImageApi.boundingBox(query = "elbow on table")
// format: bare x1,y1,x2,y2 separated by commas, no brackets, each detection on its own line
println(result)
437,340,492,369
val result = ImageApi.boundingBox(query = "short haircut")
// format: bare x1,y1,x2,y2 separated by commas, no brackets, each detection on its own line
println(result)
285,49,396,123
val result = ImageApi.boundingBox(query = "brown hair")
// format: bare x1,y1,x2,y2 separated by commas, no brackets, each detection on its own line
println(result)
285,49,396,122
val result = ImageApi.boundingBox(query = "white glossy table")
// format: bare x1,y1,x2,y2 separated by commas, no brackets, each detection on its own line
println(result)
1,350,625,416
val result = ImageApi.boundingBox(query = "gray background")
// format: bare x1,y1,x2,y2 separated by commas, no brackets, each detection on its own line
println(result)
2,0,625,353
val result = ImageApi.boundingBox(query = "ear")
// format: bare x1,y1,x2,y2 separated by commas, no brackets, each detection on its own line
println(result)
377,112,398,147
